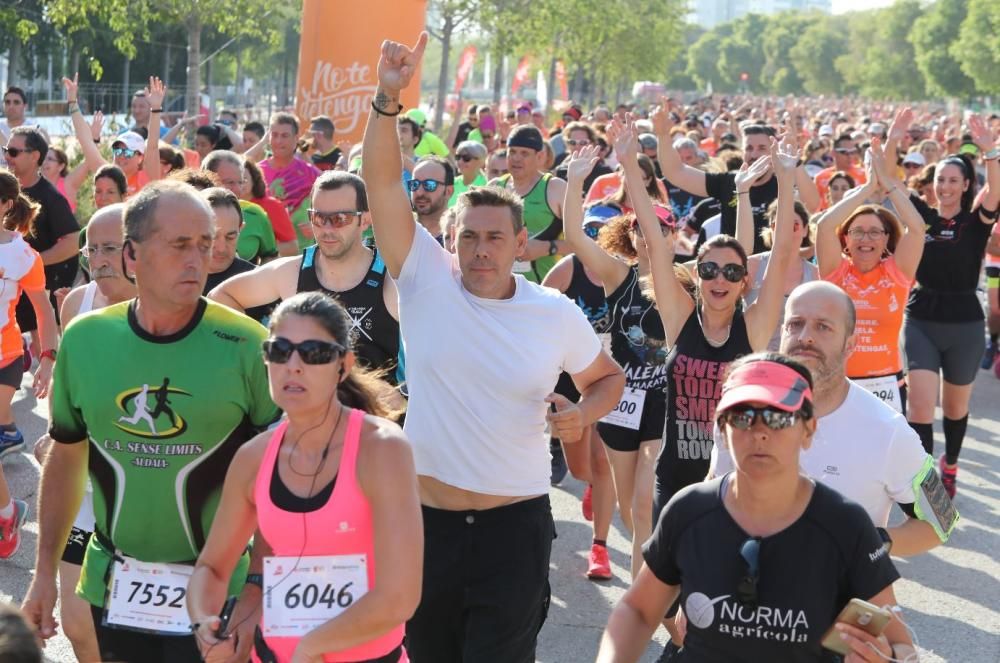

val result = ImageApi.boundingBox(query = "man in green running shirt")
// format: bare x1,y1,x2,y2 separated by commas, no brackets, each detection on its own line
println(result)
22,180,279,663
488,125,570,283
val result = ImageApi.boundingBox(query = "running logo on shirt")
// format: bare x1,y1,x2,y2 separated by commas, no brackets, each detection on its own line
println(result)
685,592,809,643
114,378,190,439
345,305,375,344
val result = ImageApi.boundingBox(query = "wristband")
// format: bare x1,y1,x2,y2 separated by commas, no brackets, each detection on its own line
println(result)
39,349,57,362
370,100,402,117
984,147,1000,161
93,139,100,145
150,108,163,113
244,573,263,588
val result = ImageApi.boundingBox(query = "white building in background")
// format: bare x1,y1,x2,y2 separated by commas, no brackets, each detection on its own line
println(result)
690,0,832,28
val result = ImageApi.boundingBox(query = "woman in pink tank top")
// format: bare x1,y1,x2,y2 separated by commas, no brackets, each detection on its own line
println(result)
187,292,422,663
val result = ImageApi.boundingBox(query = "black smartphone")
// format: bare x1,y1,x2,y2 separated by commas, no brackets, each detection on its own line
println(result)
214,596,238,640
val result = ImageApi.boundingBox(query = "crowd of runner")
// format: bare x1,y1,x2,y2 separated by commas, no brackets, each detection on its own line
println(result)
0,27,995,663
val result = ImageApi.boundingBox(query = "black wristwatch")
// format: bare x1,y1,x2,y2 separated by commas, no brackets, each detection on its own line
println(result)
547,240,559,256
876,527,893,555
244,573,263,589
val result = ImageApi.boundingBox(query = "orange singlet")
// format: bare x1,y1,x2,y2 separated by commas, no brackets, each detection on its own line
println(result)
827,255,912,378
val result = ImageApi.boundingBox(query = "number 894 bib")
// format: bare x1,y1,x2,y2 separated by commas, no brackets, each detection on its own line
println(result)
263,554,369,637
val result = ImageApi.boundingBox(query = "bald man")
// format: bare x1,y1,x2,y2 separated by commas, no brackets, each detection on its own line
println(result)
711,281,957,558
59,204,137,324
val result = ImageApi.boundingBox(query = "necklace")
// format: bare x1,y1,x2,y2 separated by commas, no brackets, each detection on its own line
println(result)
698,306,732,348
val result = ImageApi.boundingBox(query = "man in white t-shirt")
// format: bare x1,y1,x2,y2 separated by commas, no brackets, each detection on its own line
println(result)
362,34,625,663
711,281,958,556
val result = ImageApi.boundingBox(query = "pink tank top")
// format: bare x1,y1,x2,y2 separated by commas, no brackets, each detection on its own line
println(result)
254,409,405,662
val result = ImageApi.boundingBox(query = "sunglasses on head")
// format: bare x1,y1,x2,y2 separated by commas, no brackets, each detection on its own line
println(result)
696,261,746,283
1,146,34,158
721,406,800,431
308,209,363,229
263,337,346,365
737,537,761,607
407,178,446,193
113,148,139,159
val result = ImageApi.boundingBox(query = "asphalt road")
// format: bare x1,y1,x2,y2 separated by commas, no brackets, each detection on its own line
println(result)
2,366,998,662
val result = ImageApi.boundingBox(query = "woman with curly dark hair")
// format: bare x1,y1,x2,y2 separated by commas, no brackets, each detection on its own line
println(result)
562,143,672,582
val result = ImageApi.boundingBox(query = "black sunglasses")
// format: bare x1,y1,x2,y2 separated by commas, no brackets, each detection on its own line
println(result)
262,337,346,365
721,406,799,431
1,146,34,158
737,537,761,607
308,209,363,228
697,261,746,283
456,154,477,162
834,147,858,155
407,178,446,193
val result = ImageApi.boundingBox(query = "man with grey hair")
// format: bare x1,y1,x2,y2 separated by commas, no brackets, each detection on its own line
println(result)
710,281,956,558
22,180,278,663
450,140,487,208
663,136,707,223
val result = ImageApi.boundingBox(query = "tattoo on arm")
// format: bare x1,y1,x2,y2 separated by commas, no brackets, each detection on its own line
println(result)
374,90,398,112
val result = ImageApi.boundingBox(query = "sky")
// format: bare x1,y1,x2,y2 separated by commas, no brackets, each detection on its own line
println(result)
831,0,897,13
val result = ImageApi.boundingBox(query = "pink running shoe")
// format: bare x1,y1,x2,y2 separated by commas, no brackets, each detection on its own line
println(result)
939,455,957,499
586,543,612,580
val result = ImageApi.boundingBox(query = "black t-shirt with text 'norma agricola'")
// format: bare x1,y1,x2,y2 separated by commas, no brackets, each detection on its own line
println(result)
643,476,899,663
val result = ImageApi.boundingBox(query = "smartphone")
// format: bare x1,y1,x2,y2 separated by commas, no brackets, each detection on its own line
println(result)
821,598,893,655
214,596,238,640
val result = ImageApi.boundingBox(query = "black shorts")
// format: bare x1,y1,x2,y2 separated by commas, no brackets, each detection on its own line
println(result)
597,386,667,452
61,527,92,565
905,317,984,386
406,496,554,663
0,357,23,389
90,605,202,663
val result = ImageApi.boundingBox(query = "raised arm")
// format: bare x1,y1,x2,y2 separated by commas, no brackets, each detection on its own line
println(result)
969,114,1000,221
883,106,914,167
361,32,428,278
63,74,108,171
562,144,630,292
869,136,925,278
242,127,270,164
652,100,708,197
733,156,773,255
814,174,880,279
143,76,165,182
744,136,799,351
783,116,820,212
611,117,694,346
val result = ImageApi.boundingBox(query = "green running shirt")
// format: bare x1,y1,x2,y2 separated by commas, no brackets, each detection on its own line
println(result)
498,172,562,283
49,298,279,604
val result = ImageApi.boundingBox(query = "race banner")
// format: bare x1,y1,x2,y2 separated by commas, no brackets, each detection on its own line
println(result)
555,59,569,100
454,45,478,95
295,0,427,144
511,56,532,96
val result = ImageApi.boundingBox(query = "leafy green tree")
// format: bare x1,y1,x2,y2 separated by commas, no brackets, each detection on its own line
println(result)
716,13,768,92
791,17,847,95
910,0,976,98
953,0,1000,94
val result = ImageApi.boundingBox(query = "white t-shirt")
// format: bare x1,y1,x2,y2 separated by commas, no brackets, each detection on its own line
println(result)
396,225,602,496
709,381,929,526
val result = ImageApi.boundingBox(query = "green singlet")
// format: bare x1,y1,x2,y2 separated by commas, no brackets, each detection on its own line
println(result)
48,298,279,605
497,172,562,283
237,200,279,262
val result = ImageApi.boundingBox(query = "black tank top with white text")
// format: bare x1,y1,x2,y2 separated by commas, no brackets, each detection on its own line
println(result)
607,266,668,393
657,307,752,504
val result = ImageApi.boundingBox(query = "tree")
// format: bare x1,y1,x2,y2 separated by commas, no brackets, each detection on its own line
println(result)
953,0,1000,95
837,1,925,99
910,0,976,99
791,17,847,96
716,14,768,93
761,11,818,95
427,0,477,131
43,0,296,116
687,31,728,92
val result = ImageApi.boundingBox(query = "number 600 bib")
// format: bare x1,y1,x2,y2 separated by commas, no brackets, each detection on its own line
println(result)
263,554,369,637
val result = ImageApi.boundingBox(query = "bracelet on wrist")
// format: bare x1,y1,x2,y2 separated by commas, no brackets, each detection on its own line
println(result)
150,108,163,113
370,99,402,118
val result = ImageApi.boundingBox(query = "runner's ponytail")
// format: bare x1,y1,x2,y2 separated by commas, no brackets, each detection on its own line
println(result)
0,170,40,235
